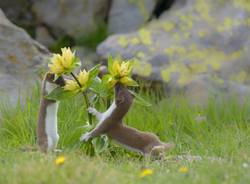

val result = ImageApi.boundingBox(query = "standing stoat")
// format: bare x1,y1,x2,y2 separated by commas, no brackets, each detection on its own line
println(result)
37,73,65,153
80,83,174,158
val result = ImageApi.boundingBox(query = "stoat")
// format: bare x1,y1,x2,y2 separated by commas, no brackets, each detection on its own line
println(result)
80,83,174,158
37,73,65,153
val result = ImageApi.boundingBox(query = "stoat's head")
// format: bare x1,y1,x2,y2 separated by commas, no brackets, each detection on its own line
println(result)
44,73,65,93
45,73,65,86
114,83,133,106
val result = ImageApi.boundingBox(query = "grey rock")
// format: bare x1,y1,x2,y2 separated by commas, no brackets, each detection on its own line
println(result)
108,0,156,34
32,0,110,39
74,46,101,69
97,0,250,104
35,26,55,47
0,9,49,105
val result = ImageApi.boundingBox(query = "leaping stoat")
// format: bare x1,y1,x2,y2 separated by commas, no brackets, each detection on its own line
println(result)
80,83,174,158
37,73,65,153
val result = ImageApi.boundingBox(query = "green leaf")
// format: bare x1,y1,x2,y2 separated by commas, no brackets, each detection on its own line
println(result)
89,64,101,79
128,90,152,107
107,55,113,74
73,57,81,67
45,87,78,101
91,135,109,154
90,77,109,97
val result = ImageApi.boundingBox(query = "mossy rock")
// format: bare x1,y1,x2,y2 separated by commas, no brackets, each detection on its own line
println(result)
0,9,49,105
98,0,250,103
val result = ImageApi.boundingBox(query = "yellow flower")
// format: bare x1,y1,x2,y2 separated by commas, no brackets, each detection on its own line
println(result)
55,156,65,165
178,166,188,173
61,47,75,69
64,80,79,92
64,70,90,92
48,47,80,75
78,70,89,85
139,168,153,178
48,54,65,75
106,57,138,88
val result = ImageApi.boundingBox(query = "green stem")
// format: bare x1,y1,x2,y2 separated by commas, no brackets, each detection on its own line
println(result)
70,72,92,124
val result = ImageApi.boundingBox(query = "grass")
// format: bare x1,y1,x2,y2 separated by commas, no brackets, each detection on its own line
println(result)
0,84,250,184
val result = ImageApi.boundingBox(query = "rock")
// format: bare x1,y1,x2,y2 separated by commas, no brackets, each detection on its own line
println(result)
0,0,31,22
73,46,101,69
0,9,49,105
97,0,250,104
35,26,55,47
32,0,110,39
108,0,156,34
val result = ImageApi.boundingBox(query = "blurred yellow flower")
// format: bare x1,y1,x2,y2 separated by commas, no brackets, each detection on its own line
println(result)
64,80,79,92
55,156,65,165
78,69,89,85
48,54,65,75
106,57,138,88
64,70,90,92
61,47,75,69
139,168,153,178
48,47,80,75
178,166,188,173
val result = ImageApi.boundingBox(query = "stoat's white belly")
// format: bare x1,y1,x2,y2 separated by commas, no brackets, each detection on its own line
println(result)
101,101,116,122
45,102,59,150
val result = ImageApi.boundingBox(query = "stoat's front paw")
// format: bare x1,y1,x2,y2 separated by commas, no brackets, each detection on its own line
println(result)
80,132,92,142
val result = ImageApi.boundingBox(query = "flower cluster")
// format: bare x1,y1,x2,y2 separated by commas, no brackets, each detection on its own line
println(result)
64,70,90,93
104,56,138,88
48,47,80,75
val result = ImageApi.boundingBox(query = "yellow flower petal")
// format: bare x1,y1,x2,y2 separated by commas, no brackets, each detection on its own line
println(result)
178,166,188,173
61,47,75,69
139,169,153,178
64,80,80,92
120,61,132,77
78,70,89,86
112,60,121,76
48,54,65,75
55,156,66,165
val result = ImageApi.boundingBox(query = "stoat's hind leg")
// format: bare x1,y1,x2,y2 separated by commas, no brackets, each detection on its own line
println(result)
47,135,59,151
47,136,53,151
53,134,59,149
88,107,102,120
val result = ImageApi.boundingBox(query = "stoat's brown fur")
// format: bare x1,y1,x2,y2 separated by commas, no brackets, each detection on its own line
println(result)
80,83,174,158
